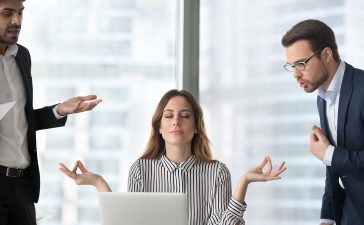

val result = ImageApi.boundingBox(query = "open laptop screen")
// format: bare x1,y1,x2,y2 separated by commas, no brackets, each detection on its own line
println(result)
98,192,188,225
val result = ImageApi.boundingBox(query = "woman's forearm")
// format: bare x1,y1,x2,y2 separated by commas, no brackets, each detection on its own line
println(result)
232,175,249,203
95,175,112,192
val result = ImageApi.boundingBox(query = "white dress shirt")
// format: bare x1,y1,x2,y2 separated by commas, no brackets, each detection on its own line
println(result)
0,44,31,169
318,61,345,167
0,45,63,169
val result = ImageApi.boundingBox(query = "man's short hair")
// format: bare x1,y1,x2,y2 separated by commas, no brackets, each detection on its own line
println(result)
281,19,340,62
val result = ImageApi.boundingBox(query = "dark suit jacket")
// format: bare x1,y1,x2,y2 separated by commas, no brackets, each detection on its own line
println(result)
14,44,67,203
318,63,364,225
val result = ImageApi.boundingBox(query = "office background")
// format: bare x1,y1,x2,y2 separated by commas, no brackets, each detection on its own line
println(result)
19,0,364,224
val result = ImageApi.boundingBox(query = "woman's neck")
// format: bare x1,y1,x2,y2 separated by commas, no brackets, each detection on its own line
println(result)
165,145,192,164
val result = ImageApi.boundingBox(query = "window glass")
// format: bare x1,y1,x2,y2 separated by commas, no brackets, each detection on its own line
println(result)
200,0,364,224
20,1,178,224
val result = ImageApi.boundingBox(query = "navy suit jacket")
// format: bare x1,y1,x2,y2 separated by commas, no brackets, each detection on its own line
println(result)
14,44,67,203
318,63,364,224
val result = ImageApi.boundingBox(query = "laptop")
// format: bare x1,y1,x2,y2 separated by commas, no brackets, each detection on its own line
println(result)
98,192,188,225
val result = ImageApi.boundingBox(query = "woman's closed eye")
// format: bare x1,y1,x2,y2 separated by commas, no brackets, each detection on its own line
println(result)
181,114,191,118
163,111,191,119
163,113,173,118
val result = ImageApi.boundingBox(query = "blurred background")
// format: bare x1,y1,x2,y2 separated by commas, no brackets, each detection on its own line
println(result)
19,0,364,224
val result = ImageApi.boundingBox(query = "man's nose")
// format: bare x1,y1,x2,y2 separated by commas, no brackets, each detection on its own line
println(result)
292,69,302,78
11,14,22,25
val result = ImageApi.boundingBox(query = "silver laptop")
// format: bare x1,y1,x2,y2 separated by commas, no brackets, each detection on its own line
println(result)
98,192,188,225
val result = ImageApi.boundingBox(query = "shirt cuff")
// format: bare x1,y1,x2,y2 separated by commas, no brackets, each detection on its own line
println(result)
228,197,247,218
53,104,66,119
323,145,335,166
320,218,335,224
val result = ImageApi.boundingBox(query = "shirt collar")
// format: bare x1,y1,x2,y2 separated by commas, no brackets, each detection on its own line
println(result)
318,61,345,102
161,154,197,173
4,44,18,57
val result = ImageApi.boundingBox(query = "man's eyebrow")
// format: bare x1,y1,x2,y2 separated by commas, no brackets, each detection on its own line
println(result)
286,57,306,65
293,58,307,63
0,7,25,12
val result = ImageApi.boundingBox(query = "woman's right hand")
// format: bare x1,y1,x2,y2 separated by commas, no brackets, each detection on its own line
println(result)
59,160,112,192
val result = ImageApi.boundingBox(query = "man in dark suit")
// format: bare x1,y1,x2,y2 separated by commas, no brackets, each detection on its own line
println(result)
281,19,364,225
0,0,101,224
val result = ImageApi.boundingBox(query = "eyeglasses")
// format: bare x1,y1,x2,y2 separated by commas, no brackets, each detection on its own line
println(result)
283,49,321,72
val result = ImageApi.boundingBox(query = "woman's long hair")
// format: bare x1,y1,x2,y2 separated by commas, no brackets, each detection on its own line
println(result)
140,89,214,162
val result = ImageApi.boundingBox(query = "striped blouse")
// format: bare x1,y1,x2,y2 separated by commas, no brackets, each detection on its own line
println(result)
127,155,246,225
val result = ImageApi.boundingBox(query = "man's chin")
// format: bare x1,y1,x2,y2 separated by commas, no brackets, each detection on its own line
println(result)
301,82,320,93
303,87,317,93
8,37,19,44
0,37,19,45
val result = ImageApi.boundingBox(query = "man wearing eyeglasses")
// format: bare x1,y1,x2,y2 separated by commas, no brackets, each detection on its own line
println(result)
282,19,364,225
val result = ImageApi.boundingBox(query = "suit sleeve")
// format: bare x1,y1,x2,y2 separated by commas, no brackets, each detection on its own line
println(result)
34,105,67,131
320,167,335,220
331,147,364,173
17,44,67,131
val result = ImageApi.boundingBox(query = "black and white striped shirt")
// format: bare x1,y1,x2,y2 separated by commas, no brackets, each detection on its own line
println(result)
128,155,246,225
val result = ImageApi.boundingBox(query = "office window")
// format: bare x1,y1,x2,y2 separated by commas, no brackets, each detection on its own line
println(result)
200,0,364,224
20,0,178,224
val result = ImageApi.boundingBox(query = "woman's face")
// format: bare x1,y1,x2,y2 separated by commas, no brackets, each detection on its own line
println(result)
159,96,196,149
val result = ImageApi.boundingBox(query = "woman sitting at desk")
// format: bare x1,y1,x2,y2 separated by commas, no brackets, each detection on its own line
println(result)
60,89,286,225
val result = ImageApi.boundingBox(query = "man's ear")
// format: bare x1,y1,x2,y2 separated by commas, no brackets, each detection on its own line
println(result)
321,47,334,63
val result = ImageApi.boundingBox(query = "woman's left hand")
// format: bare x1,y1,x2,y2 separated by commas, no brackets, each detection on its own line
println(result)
233,156,286,203
244,156,286,184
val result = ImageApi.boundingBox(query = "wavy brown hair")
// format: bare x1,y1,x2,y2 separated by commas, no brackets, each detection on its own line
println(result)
140,89,214,162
